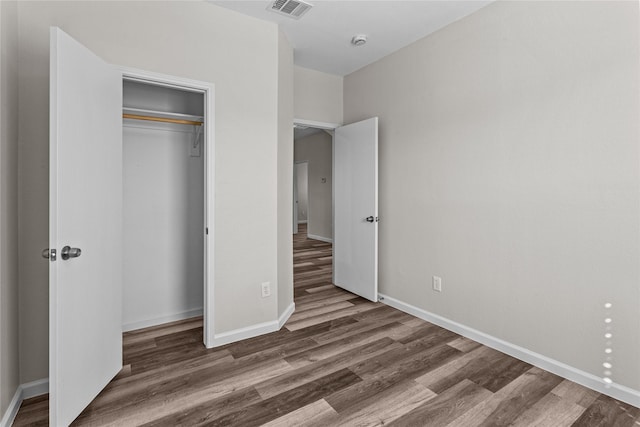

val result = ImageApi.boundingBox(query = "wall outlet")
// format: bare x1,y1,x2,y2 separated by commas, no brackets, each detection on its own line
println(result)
432,276,442,292
261,282,271,298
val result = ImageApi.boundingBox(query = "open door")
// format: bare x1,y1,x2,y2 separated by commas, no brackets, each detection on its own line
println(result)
49,27,123,426
334,117,379,302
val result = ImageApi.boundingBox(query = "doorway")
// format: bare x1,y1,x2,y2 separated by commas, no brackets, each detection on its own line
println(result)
120,68,215,347
292,117,379,303
293,123,334,243
121,78,204,334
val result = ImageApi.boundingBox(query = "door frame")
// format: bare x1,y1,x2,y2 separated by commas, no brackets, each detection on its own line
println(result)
121,67,216,348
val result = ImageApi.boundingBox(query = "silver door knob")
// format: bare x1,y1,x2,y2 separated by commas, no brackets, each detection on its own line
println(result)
366,216,375,223
61,246,82,260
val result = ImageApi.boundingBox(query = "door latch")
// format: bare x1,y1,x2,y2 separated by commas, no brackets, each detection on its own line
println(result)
42,248,57,261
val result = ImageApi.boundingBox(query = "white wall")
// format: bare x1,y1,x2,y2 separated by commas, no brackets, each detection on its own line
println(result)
277,29,294,321
0,0,20,419
344,0,640,392
294,66,343,125
294,132,333,241
296,162,309,222
122,129,204,329
18,1,282,383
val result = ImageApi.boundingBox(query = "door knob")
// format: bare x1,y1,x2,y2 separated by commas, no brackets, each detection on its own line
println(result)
61,246,82,260
366,216,375,223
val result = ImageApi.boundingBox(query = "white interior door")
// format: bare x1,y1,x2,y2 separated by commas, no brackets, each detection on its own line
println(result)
49,27,123,426
334,117,378,301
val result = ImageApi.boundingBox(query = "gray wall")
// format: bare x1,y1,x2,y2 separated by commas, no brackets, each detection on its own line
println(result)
17,1,285,384
296,162,309,222
294,132,333,241
294,66,343,124
0,0,20,418
345,1,640,390
277,29,294,321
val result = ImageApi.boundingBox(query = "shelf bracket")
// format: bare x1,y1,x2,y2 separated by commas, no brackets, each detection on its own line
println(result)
191,124,203,157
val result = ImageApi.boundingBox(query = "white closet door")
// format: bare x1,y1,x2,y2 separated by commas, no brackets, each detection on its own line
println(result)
334,117,379,302
49,27,123,426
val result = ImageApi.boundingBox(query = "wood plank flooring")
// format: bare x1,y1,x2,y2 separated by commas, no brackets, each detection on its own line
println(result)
13,224,640,426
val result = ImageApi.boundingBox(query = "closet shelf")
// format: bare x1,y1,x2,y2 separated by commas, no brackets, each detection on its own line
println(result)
122,107,203,126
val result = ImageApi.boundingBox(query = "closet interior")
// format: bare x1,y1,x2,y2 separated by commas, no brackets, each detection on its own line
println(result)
122,79,205,332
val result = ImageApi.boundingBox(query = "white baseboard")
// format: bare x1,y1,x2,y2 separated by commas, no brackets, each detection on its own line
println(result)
278,302,295,329
298,220,307,224
0,378,48,427
0,387,21,427
210,320,279,347
378,293,640,408
20,378,48,400
210,303,295,347
307,234,333,243
122,307,203,332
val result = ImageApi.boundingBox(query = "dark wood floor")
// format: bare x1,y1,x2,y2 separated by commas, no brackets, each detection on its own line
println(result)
13,224,640,426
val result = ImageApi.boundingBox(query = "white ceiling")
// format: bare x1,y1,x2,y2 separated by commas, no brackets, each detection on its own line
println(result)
294,125,326,139
210,0,493,76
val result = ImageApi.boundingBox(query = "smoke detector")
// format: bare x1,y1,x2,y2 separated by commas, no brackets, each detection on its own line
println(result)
351,35,368,47
267,0,313,20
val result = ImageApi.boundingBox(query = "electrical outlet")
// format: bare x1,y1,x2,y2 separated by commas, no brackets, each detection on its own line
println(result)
432,276,442,292
261,282,271,298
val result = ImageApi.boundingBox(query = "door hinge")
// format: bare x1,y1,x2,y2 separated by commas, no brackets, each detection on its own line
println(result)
206,227,209,235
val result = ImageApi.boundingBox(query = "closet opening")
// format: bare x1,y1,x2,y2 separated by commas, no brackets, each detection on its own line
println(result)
121,71,214,347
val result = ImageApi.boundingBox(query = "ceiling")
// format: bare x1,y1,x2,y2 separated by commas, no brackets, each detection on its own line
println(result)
210,0,493,76
294,126,323,140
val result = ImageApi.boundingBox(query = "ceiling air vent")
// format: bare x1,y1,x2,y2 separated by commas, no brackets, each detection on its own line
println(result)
267,0,313,20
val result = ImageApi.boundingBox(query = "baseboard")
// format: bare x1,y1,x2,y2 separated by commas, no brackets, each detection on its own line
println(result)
20,378,48,400
278,302,295,329
0,378,48,427
0,387,21,427
122,307,203,332
298,220,307,224
378,293,640,408
307,234,333,243
211,320,279,347
211,303,295,347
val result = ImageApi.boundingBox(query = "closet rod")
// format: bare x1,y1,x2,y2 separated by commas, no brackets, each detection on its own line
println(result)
123,113,203,126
